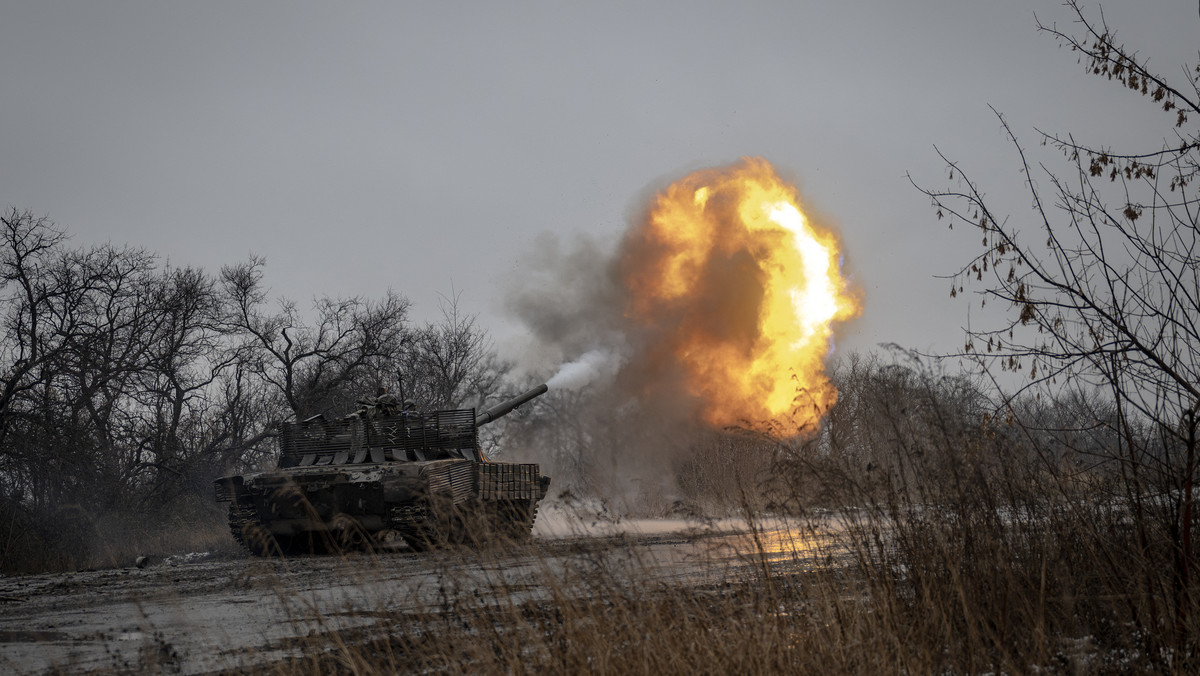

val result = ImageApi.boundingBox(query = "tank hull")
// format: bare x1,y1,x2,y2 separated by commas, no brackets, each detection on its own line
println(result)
217,458,550,554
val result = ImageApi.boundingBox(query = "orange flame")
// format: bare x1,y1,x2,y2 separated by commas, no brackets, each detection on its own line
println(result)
620,158,859,431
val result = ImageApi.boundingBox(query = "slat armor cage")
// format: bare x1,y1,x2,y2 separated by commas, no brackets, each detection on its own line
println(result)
278,409,481,467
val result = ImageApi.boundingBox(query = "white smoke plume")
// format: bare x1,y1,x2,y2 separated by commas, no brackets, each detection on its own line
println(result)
547,349,623,391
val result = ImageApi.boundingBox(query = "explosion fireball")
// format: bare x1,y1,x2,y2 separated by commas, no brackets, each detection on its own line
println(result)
619,158,859,432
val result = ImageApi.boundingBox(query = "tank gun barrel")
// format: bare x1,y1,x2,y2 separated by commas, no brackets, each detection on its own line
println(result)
475,383,548,427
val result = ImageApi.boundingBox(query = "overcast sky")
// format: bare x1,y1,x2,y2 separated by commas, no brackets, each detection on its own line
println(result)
2,1,1194,365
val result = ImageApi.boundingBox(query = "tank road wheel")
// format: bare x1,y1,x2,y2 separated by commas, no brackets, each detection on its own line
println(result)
329,513,377,554
228,505,336,557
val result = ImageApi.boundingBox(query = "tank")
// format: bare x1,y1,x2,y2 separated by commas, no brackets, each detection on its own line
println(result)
214,384,550,555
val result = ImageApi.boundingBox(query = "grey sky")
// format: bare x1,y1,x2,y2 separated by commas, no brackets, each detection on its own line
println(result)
2,1,1193,363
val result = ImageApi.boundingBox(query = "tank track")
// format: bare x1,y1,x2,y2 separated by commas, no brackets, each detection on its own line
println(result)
228,503,275,555
388,504,439,551
234,499,540,555
228,503,333,556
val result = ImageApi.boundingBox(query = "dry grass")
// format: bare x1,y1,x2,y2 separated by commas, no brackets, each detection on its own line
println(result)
205,477,1195,675
28,490,1196,674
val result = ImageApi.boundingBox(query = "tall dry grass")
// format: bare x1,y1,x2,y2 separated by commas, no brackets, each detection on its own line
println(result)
222,494,1182,675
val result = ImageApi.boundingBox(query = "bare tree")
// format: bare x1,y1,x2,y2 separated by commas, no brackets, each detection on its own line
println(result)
219,256,411,418
0,217,279,568
401,292,506,411
914,0,1200,654
0,210,74,447
0,212,172,510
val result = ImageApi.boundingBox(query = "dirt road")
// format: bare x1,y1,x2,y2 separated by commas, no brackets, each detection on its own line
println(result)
0,516,840,674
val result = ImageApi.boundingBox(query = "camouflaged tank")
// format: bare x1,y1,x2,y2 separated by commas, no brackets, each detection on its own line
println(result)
214,384,550,555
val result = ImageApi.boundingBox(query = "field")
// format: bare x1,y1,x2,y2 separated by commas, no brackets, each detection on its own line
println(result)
1,466,1193,675
0,512,845,674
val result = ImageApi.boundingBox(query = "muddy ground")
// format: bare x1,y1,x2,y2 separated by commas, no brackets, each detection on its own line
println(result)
0,515,843,674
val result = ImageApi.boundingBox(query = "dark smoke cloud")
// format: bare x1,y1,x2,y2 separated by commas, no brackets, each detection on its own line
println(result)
502,222,715,513
505,232,624,362
505,226,707,416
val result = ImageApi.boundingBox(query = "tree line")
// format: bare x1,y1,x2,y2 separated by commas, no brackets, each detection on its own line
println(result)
0,209,502,571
